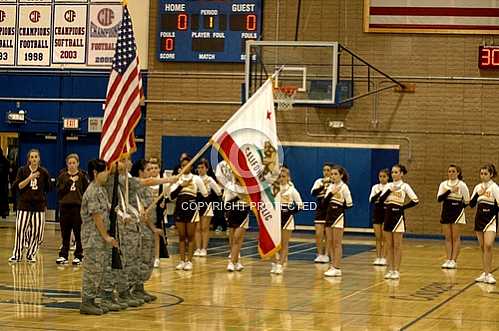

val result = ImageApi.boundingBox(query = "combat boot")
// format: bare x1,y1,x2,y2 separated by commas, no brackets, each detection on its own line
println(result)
115,295,128,310
101,291,121,311
129,288,145,306
119,290,140,307
131,284,149,303
80,297,103,315
135,283,156,303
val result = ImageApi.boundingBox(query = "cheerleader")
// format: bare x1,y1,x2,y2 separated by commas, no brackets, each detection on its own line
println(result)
323,165,353,277
310,163,333,263
379,164,419,280
224,189,250,272
194,159,222,257
170,157,208,271
369,169,390,266
437,164,470,269
271,166,303,274
469,164,499,284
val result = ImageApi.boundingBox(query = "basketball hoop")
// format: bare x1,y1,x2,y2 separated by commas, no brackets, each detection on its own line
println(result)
273,86,298,111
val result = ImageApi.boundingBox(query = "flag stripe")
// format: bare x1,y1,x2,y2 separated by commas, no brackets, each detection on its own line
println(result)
101,72,139,155
101,60,138,135
214,132,277,256
99,6,143,166
367,0,499,33
370,23,499,30
370,7,499,17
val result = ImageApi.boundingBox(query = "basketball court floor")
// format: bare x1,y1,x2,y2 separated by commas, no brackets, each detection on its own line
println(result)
0,218,497,330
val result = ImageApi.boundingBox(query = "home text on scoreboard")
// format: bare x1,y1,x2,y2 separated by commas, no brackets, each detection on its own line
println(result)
157,1,262,63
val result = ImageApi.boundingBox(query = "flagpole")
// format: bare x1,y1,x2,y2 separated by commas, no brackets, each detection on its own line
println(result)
145,141,212,214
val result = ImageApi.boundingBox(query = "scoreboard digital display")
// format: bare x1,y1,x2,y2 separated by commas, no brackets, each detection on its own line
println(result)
157,1,262,62
479,46,499,69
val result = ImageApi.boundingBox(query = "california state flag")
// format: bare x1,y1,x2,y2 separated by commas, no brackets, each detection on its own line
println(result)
210,79,281,258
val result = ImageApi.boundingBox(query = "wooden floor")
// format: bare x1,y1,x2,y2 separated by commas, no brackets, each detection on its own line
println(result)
0,217,498,330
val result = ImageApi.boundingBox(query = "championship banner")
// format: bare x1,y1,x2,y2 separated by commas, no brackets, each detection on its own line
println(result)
17,5,52,66
210,79,282,258
0,5,16,66
365,0,499,34
87,3,122,66
53,4,87,64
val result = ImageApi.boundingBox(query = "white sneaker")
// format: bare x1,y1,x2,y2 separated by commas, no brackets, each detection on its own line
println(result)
373,258,381,265
379,258,387,266
72,258,81,265
227,262,235,272
476,272,487,283
235,262,244,271
183,261,193,271
270,262,277,274
441,260,450,269
176,261,186,270
320,255,330,263
154,258,160,268
486,274,496,284
8,256,20,263
447,260,457,269
324,267,342,277
314,255,322,263
274,264,283,275
193,249,201,257
384,271,394,279
56,257,68,265
390,271,400,279
199,249,207,257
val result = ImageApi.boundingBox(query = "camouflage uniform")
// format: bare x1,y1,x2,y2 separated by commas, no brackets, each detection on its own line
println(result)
138,186,155,283
101,175,142,304
80,182,111,300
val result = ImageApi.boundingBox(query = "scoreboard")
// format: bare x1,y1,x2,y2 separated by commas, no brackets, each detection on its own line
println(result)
157,0,262,63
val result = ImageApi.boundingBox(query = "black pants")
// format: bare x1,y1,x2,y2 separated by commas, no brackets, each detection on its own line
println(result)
59,204,83,259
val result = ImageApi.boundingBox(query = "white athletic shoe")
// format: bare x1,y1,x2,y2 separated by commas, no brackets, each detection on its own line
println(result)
270,263,277,274
227,262,235,272
486,274,496,284
390,271,400,279
314,255,322,263
476,272,487,283
193,249,201,257
199,249,207,257
176,261,186,270
235,262,244,271
154,258,160,268
384,271,394,279
72,258,81,265
447,260,457,269
183,261,193,271
373,258,381,265
8,256,20,263
27,256,36,263
324,267,342,277
379,258,387,266
274,264,283,275
441,260,450,269
320,255,330,263
56,257,68,265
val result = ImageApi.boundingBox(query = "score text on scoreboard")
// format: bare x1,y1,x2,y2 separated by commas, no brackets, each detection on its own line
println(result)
479,46,499,69
157,1,262,63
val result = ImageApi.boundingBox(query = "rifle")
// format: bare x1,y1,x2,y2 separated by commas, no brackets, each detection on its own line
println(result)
109,165,123,269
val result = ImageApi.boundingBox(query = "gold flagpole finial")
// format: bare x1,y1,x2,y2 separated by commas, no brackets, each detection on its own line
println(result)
122,0,128,6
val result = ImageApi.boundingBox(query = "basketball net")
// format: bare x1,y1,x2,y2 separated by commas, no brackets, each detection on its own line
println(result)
273,86,297,111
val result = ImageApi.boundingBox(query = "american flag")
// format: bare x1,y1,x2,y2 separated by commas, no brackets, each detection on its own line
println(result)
365,0,499,34
100,5,143,165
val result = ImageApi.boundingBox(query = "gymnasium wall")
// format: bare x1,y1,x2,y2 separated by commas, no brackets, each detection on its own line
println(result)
145,0,499,235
